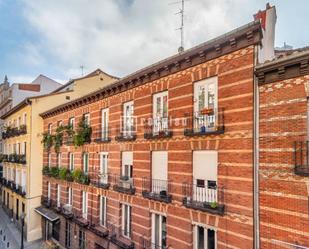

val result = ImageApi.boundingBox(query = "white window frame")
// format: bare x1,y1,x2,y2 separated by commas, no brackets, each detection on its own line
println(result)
48,153,52,167
48,123,52,134
82,191,88,219
121,151,133,181
57,153,61,168
47,182,51,199
23,113,27,125
99,152,108,184
69,117,75,129
121,203,131,238
99,196,107,227
68,187,73,206
83,113,90,126
123,101,134,136
101,108,109,140
153,91,168,134
69,153,74,171
57,184,61,207
193,223,217,249
151,212,167,249
83,153,89,174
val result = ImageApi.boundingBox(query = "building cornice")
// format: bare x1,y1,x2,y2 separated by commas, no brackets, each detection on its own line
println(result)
255,50,309,85
40,20,262,119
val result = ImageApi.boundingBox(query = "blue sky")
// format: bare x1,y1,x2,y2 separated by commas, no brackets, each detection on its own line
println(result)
0,0,308,84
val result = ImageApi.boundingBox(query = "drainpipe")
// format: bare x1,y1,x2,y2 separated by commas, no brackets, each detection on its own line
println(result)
253,45,260,249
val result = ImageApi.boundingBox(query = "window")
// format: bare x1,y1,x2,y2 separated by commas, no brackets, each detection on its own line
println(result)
101,108,109,140
47,182,51,199
99,152,108,184
65,221,71,249
23,113,27,125
83,113,90,126
57,153,61,168
152,151,168,193
57,120,63,127
121,203,131,238
82,191,88,219
193,225,216,249
48,153,52,167
48,123,52,134
68,187,73,206
83,153,89,174
23,142,26,156
69,153,74,171
18,117,21,128
57,185,61,207
151,213,167,249
99,196,107,227
194,77,217,131
69,117,75,129
122,152,133,180
79,230,86,249
193,151,218,203
123,101,134,136
153,91,168,134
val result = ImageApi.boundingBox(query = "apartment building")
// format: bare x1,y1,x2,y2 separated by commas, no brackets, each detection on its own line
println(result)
256,49,309,248
36,16,266,248
0,70,118,242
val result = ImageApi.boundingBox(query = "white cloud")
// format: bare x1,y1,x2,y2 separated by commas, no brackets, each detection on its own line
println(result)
20,0,263,80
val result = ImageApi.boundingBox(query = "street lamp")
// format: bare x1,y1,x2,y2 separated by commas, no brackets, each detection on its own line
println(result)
20,213,25,249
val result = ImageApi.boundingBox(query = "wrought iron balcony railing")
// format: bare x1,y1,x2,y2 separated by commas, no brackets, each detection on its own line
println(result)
92,127,112,143
91,174,111,190
115,124,137,142
182,182,225,215
108,222,134,249
142,178,172,203
113,175,136,195
144,117,173,139
294,141,309,176
184,108,225,136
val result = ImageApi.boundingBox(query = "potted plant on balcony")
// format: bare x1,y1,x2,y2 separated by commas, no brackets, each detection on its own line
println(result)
53,126,64,153
42,166,51,176
42,132,54,150
59,167,68,180
210,201,218,209
50,167,60,178
73,117,92,147
72,168,83,182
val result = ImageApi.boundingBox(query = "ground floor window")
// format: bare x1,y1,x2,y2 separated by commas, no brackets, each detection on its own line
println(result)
151,213,167,249
193,225,216,249
79,229,86,249
45,220,60,242
65,221,71,249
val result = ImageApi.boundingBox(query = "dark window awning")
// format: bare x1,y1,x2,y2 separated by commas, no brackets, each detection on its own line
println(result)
35,206,59,222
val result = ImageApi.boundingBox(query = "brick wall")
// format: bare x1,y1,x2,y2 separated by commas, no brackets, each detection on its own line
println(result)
259,75,309,248
42,46,256,249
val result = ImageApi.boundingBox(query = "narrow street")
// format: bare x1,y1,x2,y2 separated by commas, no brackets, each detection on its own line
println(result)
0,205,42,249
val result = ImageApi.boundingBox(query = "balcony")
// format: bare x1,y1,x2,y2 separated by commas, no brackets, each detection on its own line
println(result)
294,141,309,176
61,203,74,219
144,117,173,139
89,222,109,238
108,222,134,249
41,197,52,208
73,210,89,227
12,184,26,197
182,183,225,215
91,174,111,190
2,125,27,139
63,134,74,145
113,175,136,195
115,124,137,142
6,154,26,165
0,154,8,162
142,178,172,203
184,108,225,137
93,127,111,143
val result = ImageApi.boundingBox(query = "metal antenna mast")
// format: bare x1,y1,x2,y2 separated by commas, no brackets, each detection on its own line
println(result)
170,0,186,53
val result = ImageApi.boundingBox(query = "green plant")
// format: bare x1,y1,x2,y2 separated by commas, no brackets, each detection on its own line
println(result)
42,166,50,176
50,167,60,178
72,168,83,182
42,133,53,150
80,174,90,185
73,117,92,147
210,201,218,209
59,167,68,180
66,171,74,182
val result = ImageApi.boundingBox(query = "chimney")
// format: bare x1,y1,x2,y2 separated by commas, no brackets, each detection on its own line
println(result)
254,3,277,63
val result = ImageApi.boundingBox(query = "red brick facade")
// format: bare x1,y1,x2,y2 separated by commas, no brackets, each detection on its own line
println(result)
258,63,309,248
41,44,257,249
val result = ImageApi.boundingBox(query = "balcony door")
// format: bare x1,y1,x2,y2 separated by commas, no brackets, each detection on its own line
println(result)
101,108,109,140
123,101,134,137
194,77,217,131
193,225,216,249
193,151,218,203
122,151,133,180
99,152,108,184
152,151,168,194
151,213,167,249
153,91,168,134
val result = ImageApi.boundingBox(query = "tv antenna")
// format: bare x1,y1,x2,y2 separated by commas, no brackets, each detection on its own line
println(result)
80,65,84,76
170,0,187,53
